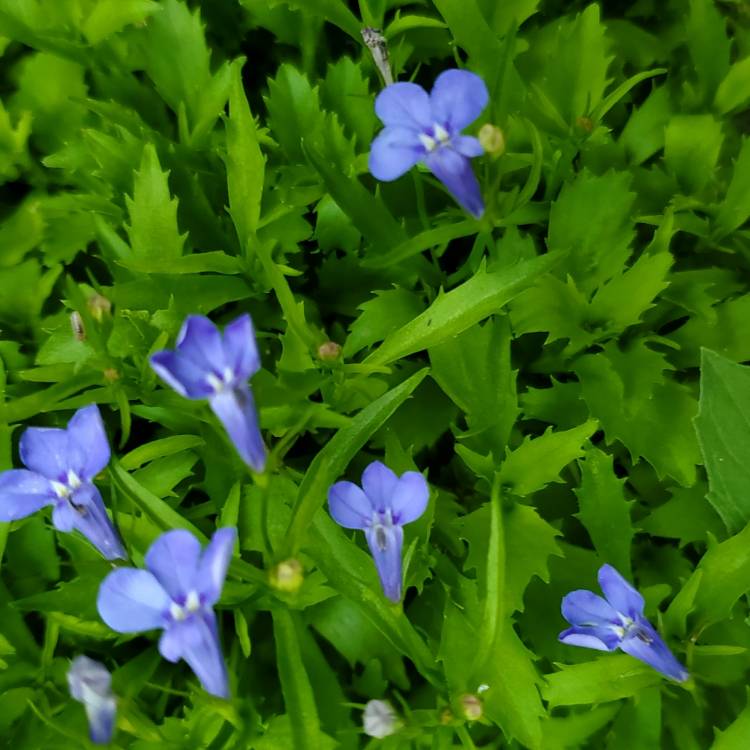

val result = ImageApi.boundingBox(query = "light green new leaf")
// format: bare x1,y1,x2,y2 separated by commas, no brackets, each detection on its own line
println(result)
575,447,634,576
694,349,750,533
226,62,265,247
686,0,730,104
366,253,561,367
714,138,750,239
125,144,185,261
543,654,661,707
499,420,598,497
714,57,750,115
710,690,750,750
665,114,723,194
82,0,160,44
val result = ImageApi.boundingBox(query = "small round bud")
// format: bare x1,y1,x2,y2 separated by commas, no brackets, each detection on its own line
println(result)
103,368,120,382
478,123,505,157
575,116,593,133
459,693,483,722
363,699,400,738
70,311,85,341
317,341,342,362
269,559,304,593
87,293,112,322
439,706,454,725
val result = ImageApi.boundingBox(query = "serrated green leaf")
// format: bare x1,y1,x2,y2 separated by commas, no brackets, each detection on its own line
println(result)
499,420,598,497
714,57,750,115
575,447,634,576
125,144,185,261
711,691,750,750
686,0,730,105
226,62,265,247
606,689,661,750
543,654,661,707
82,0,160,44
366,254,561,367
694,349,750,532
665,114,723,194
620,85,671,165
714,138,750,238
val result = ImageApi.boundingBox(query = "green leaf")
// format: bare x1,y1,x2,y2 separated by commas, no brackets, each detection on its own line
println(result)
82,0,160,44
429,317,518,455
714,138,750,238
574,447,634,576
710,690,750,750
686,0,730,104
366,253,561,367
694,349,750,533
541,705,620,750
714,56,750,115
665,114,723,194
344,289,424,358
272,609,321,750
498,420,598,497
125,144,185,262
606,689,661,750
284,368,429,553
226,61,265,247
543,654,661,708
620,85,671,165
547,171,634,292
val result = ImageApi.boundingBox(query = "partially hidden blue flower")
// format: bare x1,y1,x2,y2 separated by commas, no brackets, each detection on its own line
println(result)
369,69,489,218
328,461,429,603
150,314,266,472
559,564,689,682
0,404,126,560
97,528,235,699
67,655,117,745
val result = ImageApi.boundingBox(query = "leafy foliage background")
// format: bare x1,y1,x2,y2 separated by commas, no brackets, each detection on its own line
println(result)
1,0,750,747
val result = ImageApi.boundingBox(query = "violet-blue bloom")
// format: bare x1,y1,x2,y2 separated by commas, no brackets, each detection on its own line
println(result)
150,314,266,472
559,564,688,682
67,655,117,745
97,528,235,699
369,69,489,217
328,461,429,603
0,404,125,560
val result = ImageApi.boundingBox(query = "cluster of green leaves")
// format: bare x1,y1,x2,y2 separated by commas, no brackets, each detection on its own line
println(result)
1,0,750,747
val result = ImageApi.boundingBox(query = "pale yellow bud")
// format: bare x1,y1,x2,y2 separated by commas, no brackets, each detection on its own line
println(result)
478,123,505,157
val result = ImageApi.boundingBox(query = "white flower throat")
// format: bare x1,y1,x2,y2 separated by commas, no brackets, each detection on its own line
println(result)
51,469,83,499
170,590,201,622
419,123,451,152
206,367,235,393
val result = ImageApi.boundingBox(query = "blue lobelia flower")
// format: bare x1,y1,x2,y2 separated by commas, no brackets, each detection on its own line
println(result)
0,404,126,560
559,564,689,682
328,461,429,603
97,528,235,699
67,655,117,745
150,314,266,472
369,69,489,218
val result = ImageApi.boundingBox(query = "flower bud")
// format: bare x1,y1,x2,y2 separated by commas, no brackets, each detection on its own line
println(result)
459,693,483,722
70,311,85,341
87,293,112,322
361,27,393,86
478,123,505,157
317,340,342,362
103,368,120,382
439,706,454,725
575,116,593,133
269,559,304,593
363,699,400,738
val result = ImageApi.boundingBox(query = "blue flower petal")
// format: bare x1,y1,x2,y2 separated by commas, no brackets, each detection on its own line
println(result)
365,523,404,603
369,126,423,181
150,349,216,399
19,426,74,481
561,589,622,628
197,528,236,605
361,461,398,513
425,148,484,217
328,480,372,529
66,405,110,480
559,626,620,651
158,610,229,698
598,564,645,619
67,656,116,745
175,315,226,370
209,384,266,471
222,314,261,381
452,135,484,158
389,471,429,525
620,620,689,682
98,568,171,633
430,69,489,132
64,484,126,560
374,82,432,130
145,529,202,600
0,469,53,521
